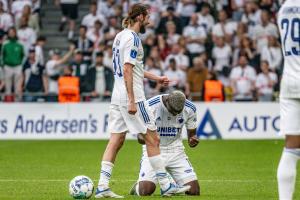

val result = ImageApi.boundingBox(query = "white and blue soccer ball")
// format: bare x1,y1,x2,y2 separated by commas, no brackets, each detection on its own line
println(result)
69,175,94,199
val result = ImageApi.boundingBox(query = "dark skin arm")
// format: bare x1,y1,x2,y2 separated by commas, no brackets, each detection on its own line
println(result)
187,128,199,148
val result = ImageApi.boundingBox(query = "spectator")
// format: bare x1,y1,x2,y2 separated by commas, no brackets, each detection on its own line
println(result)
35,36,46,66
74,25,94,64
70,49,88,91
2,27,25,95
103,44,113,70
157,34,171,60
241,1,261,35
186,57,208,101
233,36,258,69
202,71,225,102
212,36,232,73
0,1,13,33
255,60,277,102
144,57,163,98
176,0,196,26
212,9,237,44
11,0,32,24
45,45,75,101
32,0,41,14
58,65,80,103
17,5,40,33
104,16,120,44
231,0,246,21
183,13,207,61
149,46,164,71
19,47,48,102
97,0,116,18
157,6,182,34
81,1,107,32
83,52,114,101
165,21,180,46
87,20,104,51
164,44,189,71
230,55,256,101
57,0,79,40
197,2,215,34
0,0,8,12
251,10,278,53
232,22,248,48
17,15,37,54
261,35,282,72
164,58,186,92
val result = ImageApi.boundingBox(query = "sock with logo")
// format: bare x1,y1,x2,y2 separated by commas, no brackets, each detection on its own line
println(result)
98,161,114,188
148,155,171,192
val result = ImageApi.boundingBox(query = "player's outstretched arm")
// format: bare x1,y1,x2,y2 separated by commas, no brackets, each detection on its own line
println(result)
144,71,169,86
124,63,137,115
187,129,199,148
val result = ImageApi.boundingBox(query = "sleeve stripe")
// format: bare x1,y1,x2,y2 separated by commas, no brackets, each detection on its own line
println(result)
185,101,196,112
138,102,150,123
149,99,160,106
131,32,139,47
148,96,160,105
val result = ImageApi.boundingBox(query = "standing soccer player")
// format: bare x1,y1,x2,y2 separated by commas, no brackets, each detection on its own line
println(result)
277,1,300,200
95,4,190,198
129,91,200,196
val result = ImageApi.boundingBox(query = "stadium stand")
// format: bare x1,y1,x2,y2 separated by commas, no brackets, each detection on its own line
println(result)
0,0,282,102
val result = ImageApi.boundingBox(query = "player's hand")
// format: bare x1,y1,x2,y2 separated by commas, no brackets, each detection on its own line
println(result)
188,135,199,148
158,76,170,86
128,102,137,115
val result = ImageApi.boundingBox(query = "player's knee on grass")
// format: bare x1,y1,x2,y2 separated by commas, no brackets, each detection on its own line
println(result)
285,135,300,148
138,181,156,196
184,180,200,195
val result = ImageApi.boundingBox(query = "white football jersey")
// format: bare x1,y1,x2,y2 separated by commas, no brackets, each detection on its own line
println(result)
278,1,300,98
143,95,197,152
111,29,146,105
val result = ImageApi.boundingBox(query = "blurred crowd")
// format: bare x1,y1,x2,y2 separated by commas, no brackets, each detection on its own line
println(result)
0,0,283,102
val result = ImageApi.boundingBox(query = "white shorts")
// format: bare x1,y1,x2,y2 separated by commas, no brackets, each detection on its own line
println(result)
280,98,300,135
138,151,198,186
108,102,156,134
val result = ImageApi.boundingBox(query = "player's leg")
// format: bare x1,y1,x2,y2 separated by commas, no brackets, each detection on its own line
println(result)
184,180,200,195
277,98,300,200
129,149,157,196
277,135,300,200
131,102,190,196
167,152,200,195
95,105,127,198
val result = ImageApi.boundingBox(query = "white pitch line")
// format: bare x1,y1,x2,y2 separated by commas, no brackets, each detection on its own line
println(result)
0,179,281,183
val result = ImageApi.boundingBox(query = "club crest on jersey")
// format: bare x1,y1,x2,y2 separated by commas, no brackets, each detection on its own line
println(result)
130,49,137,58
177,117,184,124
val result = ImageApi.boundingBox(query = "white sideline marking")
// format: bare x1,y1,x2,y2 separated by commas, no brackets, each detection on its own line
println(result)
0,179,280,183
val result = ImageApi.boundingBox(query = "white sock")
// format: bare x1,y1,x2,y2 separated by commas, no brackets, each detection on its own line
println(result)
98,161,114,188
135,182,140,196
277,148,300,200
148,155,170,191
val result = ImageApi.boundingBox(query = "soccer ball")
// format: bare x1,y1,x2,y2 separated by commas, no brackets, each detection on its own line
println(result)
69,175,94,199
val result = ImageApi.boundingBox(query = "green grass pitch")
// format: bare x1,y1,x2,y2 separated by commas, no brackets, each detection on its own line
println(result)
0,140,299,200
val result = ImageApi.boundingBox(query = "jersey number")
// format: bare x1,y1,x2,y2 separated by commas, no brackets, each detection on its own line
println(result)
281,18,300,56
112,47,123,77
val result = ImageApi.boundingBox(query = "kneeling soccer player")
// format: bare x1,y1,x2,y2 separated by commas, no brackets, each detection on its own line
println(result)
130,91,200,196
